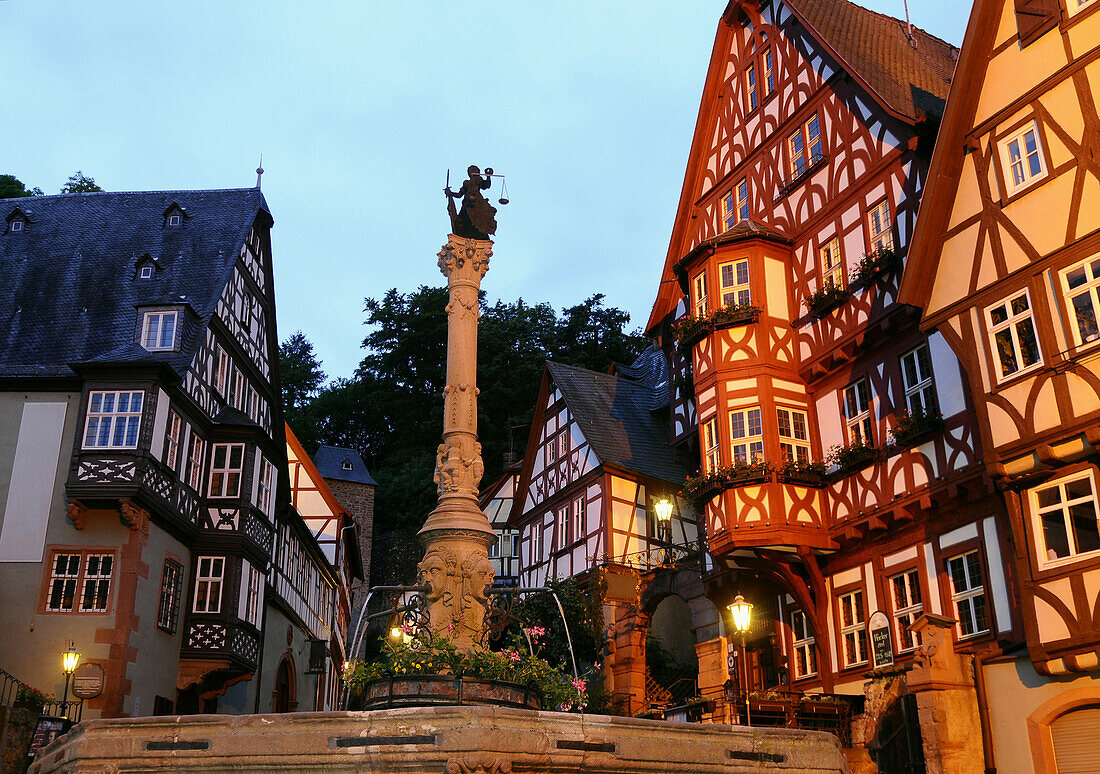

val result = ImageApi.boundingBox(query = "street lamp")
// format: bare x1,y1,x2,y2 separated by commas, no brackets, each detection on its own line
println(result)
727,594,753,726
60,642,80,715
653,498,674,543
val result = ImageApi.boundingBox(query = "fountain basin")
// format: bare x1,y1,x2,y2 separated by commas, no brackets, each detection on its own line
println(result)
27,705,848,773
362,675,541,711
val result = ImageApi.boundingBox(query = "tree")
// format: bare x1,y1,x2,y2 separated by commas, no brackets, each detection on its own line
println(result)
0,174,42,198
279,332,327,449
60,171,103,193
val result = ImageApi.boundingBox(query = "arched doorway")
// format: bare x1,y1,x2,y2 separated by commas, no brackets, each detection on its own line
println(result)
271,653,297,713
1049,704,1100,772
646,594,699,704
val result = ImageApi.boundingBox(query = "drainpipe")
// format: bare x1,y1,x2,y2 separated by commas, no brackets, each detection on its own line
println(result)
973,649,996,774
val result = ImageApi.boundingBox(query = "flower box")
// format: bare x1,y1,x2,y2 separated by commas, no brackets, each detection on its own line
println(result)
681,462,773,501
849,247,901,286
827,443,878,475
711,304,761,330
803,285,849,318
672,316,713,347
889,411,944,447
778,461,828,488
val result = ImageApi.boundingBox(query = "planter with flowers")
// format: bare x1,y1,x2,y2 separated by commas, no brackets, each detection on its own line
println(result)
849,247,901,287
889,409,943,448
827,441,879,476
681,461,773,502
803,284,849,318
778,459,829,488
15,685,51,714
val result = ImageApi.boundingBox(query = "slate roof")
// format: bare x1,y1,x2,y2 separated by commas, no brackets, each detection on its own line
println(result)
0,188,270,379
547,347,685,485
787,0,958,120
313,445,378,486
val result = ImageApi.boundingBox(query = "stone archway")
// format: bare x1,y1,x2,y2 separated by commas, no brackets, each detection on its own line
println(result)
272,652,298,713
645,593,700,704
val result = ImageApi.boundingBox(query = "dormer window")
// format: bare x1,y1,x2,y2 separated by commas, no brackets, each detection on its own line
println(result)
141,310,178,351
167,215,181,227
139,265,153,279
341,458,353,471
6,208,29,235
163,203,187,229
10,221,23,233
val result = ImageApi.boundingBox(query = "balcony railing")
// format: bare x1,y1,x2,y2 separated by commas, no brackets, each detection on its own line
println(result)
181,619,261,668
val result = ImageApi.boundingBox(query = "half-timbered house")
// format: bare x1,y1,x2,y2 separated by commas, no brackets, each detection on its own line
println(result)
509,348,721,712
480,465,522,587
645,0,1008,765
0,187,349,719
901,0,1100,769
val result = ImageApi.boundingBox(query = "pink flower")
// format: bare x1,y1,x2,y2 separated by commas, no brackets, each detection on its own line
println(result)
400,623,415,635
525,625,546,640
505,649,521,662
593,661,601,670
570,678,587,692
560,701,574,711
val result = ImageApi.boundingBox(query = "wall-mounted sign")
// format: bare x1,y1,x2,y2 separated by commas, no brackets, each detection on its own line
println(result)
71,662,104,699
869,611,894,669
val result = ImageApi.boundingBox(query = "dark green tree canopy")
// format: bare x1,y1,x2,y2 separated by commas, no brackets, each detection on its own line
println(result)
0,174,43,198
60,171,103,194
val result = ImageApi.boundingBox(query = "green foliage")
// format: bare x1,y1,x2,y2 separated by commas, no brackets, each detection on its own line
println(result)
345,629,592,712
279,332,326,447
16,685,51,705
645,635,697,701
0,174,42,198
510,577,606,669
60,170,103,193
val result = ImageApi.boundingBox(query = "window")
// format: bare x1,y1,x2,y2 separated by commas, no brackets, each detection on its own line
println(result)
167,214,181,227
721,179,750,230
946,550,989,637
557,430,569,459
889,569,923,651
692,271,709,317
843,379,873,445
999,119,1048,195
213,344,230,396
187,434,206,491
791,609,817,678
1032,472,1100,564
531,522,543,563
777,407,811,464
156,559,183,633
44,551,115,613
572,495,585,542
142,311,177,351
488,537,501,559
556,505,570,548
139,265,153,279
257,457,276,517
240,561,262,627
544,438,557,466
83,390,143,449
729,406,763,463
509,533,519,557
193,556,224,614
209,443,245,498
165,411,183,473
900,344,937,415
867,200,895,253
1067,0,1097,15
9,220,23,233
703,416,721,473
839,589,868,667
986,290,1042,380
820,237,843,289
788,113,823,178
1061,256,1100,345
762,46,775,96
745,63,759,112
719,259,751,307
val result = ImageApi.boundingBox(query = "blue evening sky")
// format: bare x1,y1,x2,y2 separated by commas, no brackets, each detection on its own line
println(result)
1,1,969,381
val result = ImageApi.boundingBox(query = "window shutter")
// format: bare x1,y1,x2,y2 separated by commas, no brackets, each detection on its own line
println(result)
1051,706,1100,773
1014,0,1060,47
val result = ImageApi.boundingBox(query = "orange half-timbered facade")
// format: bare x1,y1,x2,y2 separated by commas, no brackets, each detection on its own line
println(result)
903,0,1100,769
646,0,1014,734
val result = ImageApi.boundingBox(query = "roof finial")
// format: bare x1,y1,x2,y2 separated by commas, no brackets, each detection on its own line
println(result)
255,154,264,190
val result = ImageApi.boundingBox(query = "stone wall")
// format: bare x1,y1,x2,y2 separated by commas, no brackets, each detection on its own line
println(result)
325,479,375,614
0,705,37,773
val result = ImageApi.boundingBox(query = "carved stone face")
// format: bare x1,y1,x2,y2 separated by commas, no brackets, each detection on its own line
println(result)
419,550,452,602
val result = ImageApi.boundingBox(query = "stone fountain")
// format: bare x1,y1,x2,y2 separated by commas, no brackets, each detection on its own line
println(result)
27,169,847,774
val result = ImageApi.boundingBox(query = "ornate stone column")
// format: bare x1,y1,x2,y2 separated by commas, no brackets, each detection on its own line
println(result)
417,234,497,652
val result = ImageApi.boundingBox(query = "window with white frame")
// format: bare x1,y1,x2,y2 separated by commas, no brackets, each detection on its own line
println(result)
187,434,205,491
230,367,247,411
544,437,557,466
557,430,569,459
945,550,989,637
729,406,764,463
719,259,751,307
1061,256,1100,345
762,46,775,96
843,379,873,445
193,556,224,614
83,390,143,449
867,200,895,253
999,119,1048,195
156,558,183,633
788,113,823,178
9,220,24,233
777,407,811,464
488,536,501,559
167,214,181,227
556,505,570,548
1032,472,1100,564
165,411,183,473
572,495,585,543
703,416,721,473
820,237,844,288
900,344,937,415
141,310,177,351
213,344,230,396
240,560,263,627
839,589,868,667
509,533,519,557
257,457,275,518
889,569,924,651
44,551,116,613
1067,0,1097,15
208,443,245,498
745,62,759,112
531,521,543,563
139,265,153,279
790,609,817,678
722,178,750,230
692,271,709,318
986,290,1042,379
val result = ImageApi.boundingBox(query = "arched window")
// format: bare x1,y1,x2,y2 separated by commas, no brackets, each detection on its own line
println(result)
1050,705,1100,773
272,653,298,713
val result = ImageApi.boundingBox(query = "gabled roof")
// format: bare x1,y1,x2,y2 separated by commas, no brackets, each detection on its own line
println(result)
785,0,957,122
313,445,378,486
546,347,685,485
0,188,270,379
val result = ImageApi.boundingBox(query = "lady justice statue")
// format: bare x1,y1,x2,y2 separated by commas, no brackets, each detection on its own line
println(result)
445,165,498,240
